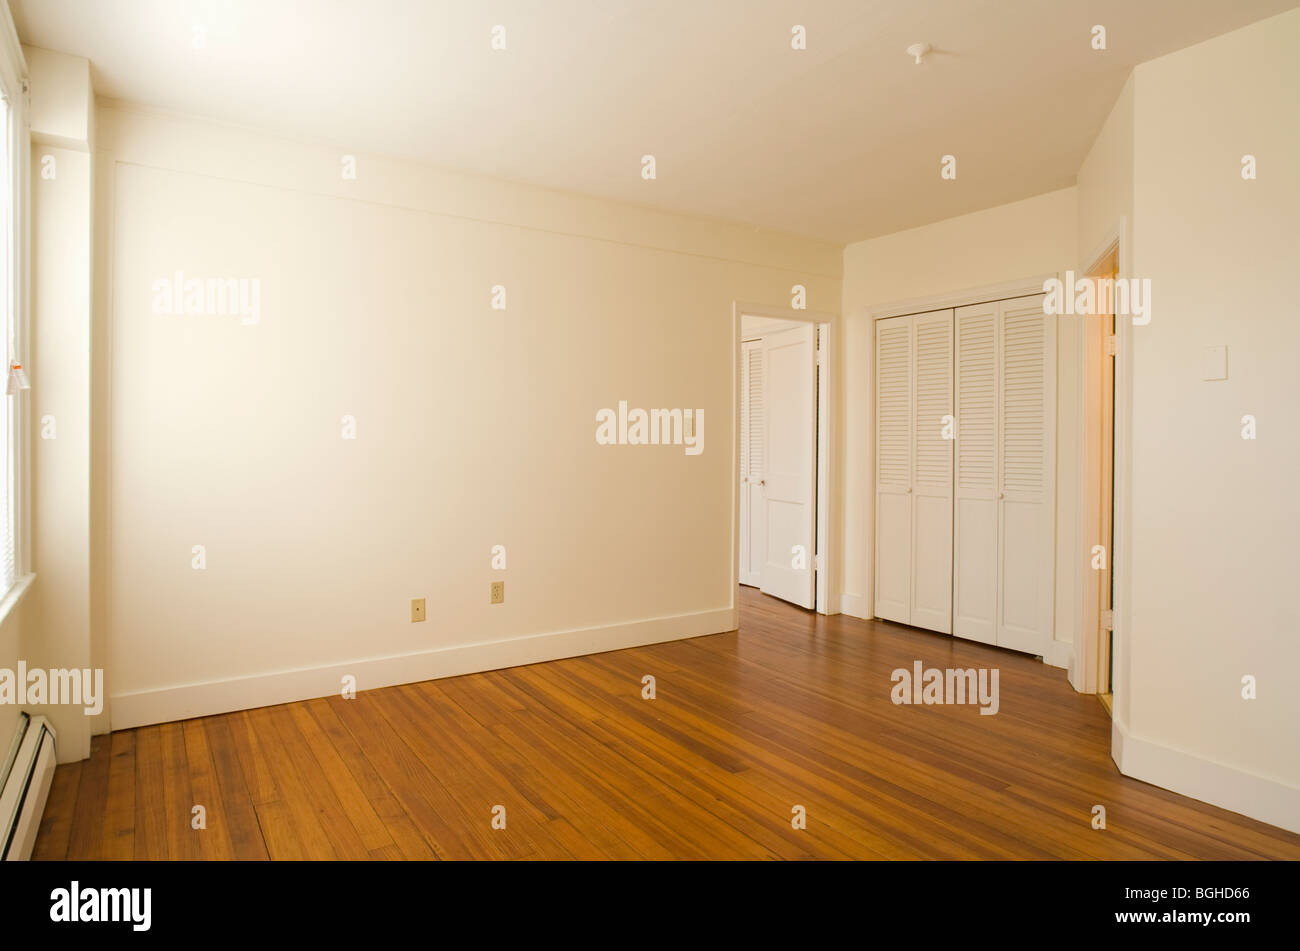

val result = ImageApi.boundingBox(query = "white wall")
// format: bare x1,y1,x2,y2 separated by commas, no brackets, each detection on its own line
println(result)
24,45,89,150
94,103,841,728
0,598,28,758
1113,8,1300,831
741,315,803,339
1077,75,1134,266
840,187,1078,626
24,46,94,762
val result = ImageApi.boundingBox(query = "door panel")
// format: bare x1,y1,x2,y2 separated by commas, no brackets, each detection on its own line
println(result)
739,341,764,587
909,309,953,633
953,303,998,643
759,324,816,609
997,296,1054,653
912,495,952,630
874,315,912,624
954,497,997,644
875,492,912,623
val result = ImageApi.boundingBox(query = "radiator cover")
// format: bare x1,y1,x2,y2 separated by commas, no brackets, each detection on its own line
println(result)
0,713,58,860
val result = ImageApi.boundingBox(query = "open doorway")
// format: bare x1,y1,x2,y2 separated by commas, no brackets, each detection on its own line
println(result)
736,306,832,615
1082,245,1119,713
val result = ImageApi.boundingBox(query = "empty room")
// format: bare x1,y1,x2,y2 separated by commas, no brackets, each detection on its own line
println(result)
0,0,1297,935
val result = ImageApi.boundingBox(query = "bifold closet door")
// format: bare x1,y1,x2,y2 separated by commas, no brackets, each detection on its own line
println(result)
953,302,999,644
953,295,1055,653
997,295,1055,654
909,310,953,633
875,309,952,631
874,315,912,624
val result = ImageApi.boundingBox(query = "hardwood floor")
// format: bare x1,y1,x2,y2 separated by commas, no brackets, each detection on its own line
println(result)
34,586,1300,860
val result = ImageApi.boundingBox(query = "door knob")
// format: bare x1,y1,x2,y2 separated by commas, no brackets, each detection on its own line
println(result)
906,487,913,493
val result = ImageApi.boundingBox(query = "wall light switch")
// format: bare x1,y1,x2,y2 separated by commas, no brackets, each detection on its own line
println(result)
1203,345,1227,381
411,598,426,622
490,581,505,605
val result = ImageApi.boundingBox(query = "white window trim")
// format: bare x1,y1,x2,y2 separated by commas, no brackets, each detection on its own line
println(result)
0,7,31,620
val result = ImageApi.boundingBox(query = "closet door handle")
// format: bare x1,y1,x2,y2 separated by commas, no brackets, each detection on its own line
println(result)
906,487,913,494
998,492,1005,499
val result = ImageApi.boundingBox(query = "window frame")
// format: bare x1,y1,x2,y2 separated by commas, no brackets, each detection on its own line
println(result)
0,16,29,606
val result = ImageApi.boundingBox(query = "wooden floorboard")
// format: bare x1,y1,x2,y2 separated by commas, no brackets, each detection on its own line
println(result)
33,586,1300,860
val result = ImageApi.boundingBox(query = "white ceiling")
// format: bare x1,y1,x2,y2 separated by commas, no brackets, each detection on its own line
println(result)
12,0,1297,244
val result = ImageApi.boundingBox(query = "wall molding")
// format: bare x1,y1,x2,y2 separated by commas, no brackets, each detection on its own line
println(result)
839,593,870,619
110,606,738,731
868,273,1058,321
1042,639,1072,671
1112,716,1300,835
96,103,843,281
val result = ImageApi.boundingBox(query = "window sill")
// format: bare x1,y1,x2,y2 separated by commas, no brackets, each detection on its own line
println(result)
0,573,35,628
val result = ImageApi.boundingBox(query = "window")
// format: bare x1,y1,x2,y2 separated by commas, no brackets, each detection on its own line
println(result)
0,92,10,598
0,28,26,603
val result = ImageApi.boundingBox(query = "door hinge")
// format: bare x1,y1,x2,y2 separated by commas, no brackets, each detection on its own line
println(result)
1101,609,1114,632
1105,334,1117,357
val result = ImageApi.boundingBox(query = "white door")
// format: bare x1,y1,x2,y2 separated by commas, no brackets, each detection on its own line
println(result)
739,340,765,587
759,324,816,609
874,315,912,624
996,295,1055,653
953,302,999,644
910,310,954,633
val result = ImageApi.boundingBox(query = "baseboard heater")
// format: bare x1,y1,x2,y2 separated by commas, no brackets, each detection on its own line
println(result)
0,714,58,860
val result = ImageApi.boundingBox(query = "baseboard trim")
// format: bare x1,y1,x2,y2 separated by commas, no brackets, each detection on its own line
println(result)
1112,716,1300,835
839,593,870,620
110,606,739,731
1042,639,1073,671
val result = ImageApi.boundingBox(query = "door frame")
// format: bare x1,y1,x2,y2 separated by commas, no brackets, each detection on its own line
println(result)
1074,220,1130,710
732,301,836,614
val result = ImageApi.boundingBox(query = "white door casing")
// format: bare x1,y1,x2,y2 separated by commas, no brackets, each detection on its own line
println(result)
759,323,816,609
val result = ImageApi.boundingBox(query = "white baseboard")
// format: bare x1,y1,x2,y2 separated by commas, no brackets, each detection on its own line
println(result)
110,606,738,731
1112,717,1300,835
839,593,870,619
1042,639,1073,671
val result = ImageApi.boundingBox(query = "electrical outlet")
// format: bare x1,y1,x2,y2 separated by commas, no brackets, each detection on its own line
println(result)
490,581,505,605
410,598,426,622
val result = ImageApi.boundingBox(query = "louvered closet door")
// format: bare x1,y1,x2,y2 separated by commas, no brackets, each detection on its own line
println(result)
739,341,765,587
953,302,999,645
997,295,1055,653
910,310,954,633
874,315,912,624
